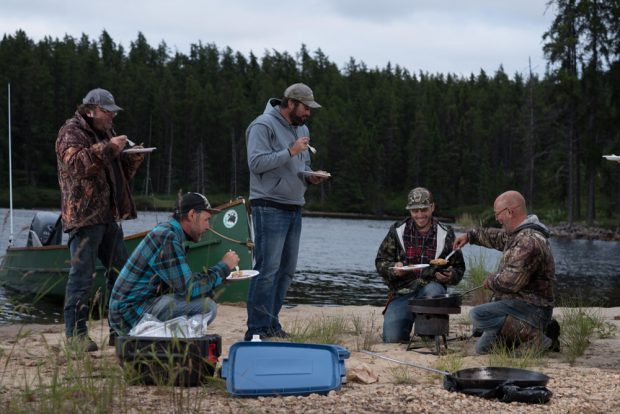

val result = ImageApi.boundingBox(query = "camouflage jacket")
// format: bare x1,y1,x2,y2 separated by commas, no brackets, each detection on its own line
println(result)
468,215,555,307
375,218,465,296
55,112,143,232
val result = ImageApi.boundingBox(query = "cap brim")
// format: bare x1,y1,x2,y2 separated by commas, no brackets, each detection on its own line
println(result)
101,104,123,112
206,208,221,214
406,204,430,210
305,100,322,109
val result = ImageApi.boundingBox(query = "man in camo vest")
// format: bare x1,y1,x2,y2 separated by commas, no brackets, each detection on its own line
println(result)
453,190,558,354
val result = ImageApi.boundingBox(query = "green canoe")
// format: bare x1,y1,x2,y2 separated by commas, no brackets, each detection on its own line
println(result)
0,198,254,303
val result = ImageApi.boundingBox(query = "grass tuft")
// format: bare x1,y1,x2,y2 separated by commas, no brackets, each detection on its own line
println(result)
351,312,380,351
558,306,616,364
288,314,349,345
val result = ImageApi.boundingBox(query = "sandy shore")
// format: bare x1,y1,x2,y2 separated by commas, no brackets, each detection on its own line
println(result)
0,304,619,413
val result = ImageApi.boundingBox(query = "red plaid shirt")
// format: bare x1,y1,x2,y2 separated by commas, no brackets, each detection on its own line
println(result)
403,219,437,265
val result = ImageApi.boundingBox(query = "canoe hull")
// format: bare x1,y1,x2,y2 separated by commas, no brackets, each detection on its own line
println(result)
0,199,254,304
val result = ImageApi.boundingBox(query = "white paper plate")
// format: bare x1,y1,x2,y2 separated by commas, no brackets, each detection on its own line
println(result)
302,171,331,178
389,264,430,270
226,269,259,280
602,154,620,161
123,147,157,154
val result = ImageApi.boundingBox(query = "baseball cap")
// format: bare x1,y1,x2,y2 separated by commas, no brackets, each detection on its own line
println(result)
82,88,123,112
175,192,221,215
284,83,322,108
405,187,434,210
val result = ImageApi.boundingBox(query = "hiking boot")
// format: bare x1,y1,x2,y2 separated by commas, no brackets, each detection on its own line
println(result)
545,319,561,352
108,332,118,347
69,335,99,352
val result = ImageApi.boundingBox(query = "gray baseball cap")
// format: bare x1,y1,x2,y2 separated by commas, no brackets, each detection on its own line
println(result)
82,88,123,112
284,83,322,108
405,187,434,210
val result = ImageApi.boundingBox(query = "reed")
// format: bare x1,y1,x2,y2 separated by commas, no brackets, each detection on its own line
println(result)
287,314,349,345
487,339,545,368
388,365,418,384
558,305,616,364
351,312,380,351
459,253,492,305
435,352,465,374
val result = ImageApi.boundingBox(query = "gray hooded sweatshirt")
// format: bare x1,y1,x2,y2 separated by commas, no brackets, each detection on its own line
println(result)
246,98,313,205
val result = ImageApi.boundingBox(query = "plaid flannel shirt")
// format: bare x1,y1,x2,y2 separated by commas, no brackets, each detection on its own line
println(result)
109,218,227,334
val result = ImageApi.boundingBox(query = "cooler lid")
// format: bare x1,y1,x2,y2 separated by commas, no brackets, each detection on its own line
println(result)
221,341,350,397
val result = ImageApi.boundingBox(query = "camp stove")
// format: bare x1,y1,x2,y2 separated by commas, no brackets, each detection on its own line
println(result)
407,294,462,355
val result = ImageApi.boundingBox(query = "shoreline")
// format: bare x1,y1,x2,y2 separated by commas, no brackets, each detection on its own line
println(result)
0,304,618,413
303,210,620,241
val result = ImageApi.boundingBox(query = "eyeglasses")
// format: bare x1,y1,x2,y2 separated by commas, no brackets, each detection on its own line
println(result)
98,107,117,117
293,100,311,111
494,207,510,219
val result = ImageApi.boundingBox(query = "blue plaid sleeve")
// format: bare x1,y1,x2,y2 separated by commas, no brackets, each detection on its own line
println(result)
151,231,225,300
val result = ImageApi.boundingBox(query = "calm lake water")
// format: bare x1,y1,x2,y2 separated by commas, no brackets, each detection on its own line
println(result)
1,208,619,325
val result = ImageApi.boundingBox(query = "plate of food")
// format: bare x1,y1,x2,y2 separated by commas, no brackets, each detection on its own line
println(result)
123,147,157,154
389,264,430,271
301,170,331,178
602,154,620,161
226,269,259,280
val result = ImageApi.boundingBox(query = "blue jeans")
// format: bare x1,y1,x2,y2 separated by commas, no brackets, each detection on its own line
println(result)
146,294,218,324
245,205,302,339
383,282,446,343
469,299,553,354
64,222,128,337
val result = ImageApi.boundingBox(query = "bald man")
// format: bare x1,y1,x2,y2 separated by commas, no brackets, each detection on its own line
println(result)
453,190,558,354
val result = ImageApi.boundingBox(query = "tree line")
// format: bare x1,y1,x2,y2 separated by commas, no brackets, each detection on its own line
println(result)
0,0,619,225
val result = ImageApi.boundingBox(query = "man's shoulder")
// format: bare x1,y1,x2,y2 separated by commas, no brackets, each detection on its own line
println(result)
436,220,453,232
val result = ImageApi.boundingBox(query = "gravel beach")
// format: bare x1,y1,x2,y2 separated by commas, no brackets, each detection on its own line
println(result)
0,304,618,413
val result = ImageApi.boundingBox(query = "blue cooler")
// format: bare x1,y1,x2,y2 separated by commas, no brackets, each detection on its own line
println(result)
221,342,350,397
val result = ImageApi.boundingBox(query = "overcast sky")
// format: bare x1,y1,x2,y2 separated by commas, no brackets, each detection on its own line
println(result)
2,0,556,77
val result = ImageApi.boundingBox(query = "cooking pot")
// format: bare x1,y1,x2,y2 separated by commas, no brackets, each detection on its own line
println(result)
361,351,549,389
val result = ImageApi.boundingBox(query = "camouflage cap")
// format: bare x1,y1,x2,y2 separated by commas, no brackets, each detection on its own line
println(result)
284,83,322,108
405,187,434,210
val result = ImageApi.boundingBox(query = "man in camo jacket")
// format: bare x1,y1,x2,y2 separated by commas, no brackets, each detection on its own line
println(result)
56,88,144,351
375,187,465,343
453,190,557,354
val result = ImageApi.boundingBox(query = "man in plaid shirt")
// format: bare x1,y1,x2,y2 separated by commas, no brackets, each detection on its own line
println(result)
108,192,240,336
375,187,465,343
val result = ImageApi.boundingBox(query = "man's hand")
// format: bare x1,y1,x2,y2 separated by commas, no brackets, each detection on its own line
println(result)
109,135,128,154
453,233,470,250
222,250,240,270
289,136,311,156
483,274,493,289
434,267,453,283
307,170,330,185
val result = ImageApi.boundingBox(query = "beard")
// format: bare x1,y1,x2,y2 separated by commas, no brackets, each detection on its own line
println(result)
289,113,306,126
289,103,307,126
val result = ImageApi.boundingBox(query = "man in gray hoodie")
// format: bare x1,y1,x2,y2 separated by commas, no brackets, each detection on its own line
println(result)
244,83,329,341
453,190,557,354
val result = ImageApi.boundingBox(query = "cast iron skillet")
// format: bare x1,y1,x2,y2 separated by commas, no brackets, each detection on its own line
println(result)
449,366,550,388
361,351,550,389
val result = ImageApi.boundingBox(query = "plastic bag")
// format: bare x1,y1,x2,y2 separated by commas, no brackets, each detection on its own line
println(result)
129,311,214,338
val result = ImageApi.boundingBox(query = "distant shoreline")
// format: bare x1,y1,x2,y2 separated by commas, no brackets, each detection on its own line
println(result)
303,210,620,242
